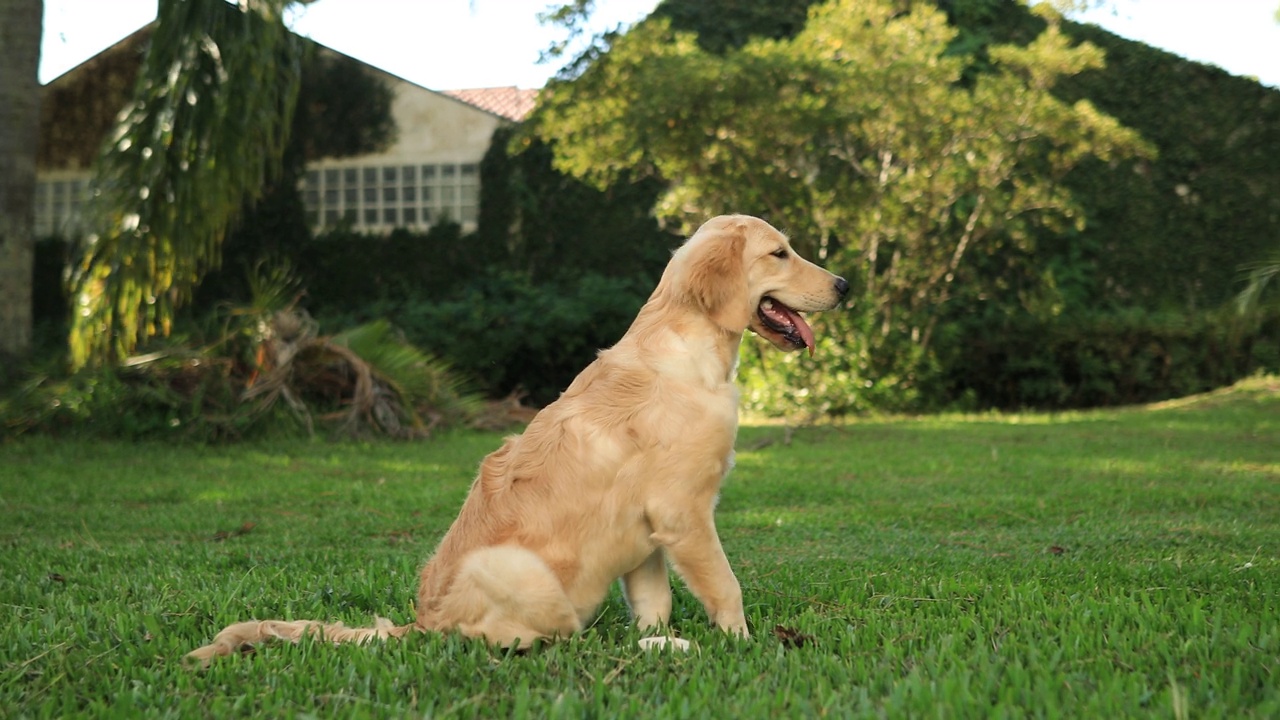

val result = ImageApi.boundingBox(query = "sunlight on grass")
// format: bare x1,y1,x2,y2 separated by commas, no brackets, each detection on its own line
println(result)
193,489,234,502
1194,459,1280,477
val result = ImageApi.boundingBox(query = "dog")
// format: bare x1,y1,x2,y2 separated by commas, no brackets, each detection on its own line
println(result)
188,214,848,664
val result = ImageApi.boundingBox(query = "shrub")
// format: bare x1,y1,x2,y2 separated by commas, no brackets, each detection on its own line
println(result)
328,271,654,406
738,302,1280,417
937,306,1280,409
1,320,484,443
1,351,252,441
2,261,485,442
737,307,943,419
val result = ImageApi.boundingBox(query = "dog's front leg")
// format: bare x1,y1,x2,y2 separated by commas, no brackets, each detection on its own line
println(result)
649,506,749,638
621,548,672,631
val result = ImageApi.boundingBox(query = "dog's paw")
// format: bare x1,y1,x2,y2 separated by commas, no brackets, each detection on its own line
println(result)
638,636,693,652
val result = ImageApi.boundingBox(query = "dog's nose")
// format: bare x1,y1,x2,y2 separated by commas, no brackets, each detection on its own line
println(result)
834,276,850,299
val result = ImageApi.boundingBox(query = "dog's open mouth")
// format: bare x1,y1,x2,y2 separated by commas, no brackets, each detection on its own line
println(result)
754,297,816,355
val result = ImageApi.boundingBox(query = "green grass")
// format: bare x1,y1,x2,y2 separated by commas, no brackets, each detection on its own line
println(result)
2,377,1278,718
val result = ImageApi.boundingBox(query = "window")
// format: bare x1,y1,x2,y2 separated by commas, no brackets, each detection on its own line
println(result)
303,161,483,232
34,175,91,238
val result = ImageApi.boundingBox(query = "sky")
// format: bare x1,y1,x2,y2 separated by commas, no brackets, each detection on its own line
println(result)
38,0,1280,90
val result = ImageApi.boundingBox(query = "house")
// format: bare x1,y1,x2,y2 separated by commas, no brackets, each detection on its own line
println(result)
35,24,537,238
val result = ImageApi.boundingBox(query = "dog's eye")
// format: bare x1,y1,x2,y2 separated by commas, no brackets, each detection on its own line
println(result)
771,248,789,259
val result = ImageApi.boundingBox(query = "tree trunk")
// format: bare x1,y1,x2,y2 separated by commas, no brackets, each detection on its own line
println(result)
0,0,43,361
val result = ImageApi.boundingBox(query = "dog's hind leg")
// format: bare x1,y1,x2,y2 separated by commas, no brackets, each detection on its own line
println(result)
620,548,672,631
439,545,582,649
622,548,694,652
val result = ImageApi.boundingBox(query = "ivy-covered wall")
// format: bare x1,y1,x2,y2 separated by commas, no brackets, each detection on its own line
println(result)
958,1,1280,312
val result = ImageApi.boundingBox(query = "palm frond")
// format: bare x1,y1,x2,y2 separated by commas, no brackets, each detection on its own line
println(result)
1236,251,1280,316
68,0,305,368
239,315,481,439
333,320,485,428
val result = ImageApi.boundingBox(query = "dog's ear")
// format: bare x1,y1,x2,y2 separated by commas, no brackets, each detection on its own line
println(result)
683,222,750,330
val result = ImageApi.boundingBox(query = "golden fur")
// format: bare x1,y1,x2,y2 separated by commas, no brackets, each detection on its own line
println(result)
188,214,848,664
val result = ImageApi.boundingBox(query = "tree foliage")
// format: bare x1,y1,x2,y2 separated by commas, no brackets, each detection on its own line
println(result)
535,0,1153,391
478,126,674,285
195,47,396,307
67,0,305,369
1046,24,1280,312
289,50,396,165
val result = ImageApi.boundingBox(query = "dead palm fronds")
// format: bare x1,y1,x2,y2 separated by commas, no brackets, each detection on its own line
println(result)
242,312,480,439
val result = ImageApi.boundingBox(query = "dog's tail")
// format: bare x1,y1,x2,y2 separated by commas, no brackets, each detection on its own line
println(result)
185,616,415,667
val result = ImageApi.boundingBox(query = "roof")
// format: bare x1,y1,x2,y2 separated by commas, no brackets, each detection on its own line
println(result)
37,22,540,171
442,86,539,122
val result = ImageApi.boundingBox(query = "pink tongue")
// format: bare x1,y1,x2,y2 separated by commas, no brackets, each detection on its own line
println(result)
795,313,816,356
772,303,816,356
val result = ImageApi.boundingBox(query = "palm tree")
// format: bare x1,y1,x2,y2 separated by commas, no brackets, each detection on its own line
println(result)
0,0,43,362
67,0,306,368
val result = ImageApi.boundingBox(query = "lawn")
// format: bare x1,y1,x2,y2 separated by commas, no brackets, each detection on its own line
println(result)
1,377,1277,718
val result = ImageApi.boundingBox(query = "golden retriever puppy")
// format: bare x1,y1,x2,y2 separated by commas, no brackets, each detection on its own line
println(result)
188,214,848,664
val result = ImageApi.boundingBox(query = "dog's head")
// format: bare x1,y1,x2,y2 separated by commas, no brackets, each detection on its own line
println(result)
671,215,849,354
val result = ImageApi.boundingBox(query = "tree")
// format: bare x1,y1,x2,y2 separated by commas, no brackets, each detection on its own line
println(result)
536,1,1151,353
67,0,305,368
533,0,1156,413
195,47,397,307
0,0,42,363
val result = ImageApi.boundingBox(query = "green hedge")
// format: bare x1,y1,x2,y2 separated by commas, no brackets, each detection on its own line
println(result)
319,271,652,406
938,307,1280,409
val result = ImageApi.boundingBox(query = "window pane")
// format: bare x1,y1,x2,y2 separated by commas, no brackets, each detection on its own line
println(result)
421,165,436,179
461,163,478,176
324,189,338,205
306,170,320,189
383,187,398,202
383,207,397,224
364,187,377,204
364,208,378,225
324,168,339,185
403,207,417,224
460,186,478,203
344,187,358,205
363,167,378,185
421,186,432,202
324,209,340,225
383,166,397,183
344,168,358,185
403,186,417,202
401,165,416,183
53,182,66,197
441,186,456,202
421,208,432,223
442,164,457,178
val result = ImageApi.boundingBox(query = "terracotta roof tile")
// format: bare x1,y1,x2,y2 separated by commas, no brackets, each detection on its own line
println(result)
442,86,538,122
